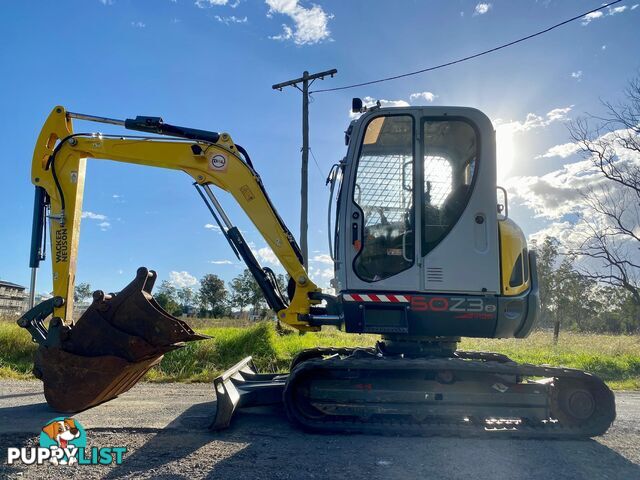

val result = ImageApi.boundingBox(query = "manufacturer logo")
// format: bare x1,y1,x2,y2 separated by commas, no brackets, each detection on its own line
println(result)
6,417,126,466
54,228,68,263
209,153,227,171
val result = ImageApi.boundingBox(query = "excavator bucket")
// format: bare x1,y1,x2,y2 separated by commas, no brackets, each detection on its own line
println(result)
18,267,208,413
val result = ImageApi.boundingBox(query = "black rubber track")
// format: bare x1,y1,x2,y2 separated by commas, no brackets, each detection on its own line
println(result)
283,351,616,439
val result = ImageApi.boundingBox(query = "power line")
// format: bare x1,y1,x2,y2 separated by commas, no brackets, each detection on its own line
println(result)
311,0,624,94
308,147,325,179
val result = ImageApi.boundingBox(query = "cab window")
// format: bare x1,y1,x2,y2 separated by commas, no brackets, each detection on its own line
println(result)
422,119,478,255
353,115,414,282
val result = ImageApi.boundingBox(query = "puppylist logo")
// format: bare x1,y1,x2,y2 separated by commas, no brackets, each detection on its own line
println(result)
7,417,126,466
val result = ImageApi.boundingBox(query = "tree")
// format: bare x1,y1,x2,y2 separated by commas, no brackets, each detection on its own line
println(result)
155,280,181,316
568,75,640,307
176,287,194,306
230,269,266,317
534,237,608,340
534,237,560,329
551,256,598,342
74,282,92,304
176,287,197,316
199,274,228,317
276,273,289,300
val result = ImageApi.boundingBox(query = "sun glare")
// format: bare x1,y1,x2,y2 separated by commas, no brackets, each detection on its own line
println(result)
495,126,515,183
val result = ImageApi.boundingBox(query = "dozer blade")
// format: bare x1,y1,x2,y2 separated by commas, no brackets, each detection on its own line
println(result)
211,356,286,430
19,267,208,413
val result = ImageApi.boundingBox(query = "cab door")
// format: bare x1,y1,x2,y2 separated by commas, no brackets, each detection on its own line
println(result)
342,112,422,292
418,109,500,294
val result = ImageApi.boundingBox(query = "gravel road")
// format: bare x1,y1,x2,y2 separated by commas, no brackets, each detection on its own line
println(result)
0,380,638,480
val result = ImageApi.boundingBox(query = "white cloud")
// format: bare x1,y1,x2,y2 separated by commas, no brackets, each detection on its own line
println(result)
546,107,573,121
169,270,198,288
494,106,572,181
311,253,333,265
505,162,593,220
372,98,410,108
473,3,492,15
308,255,334,291
196,0,231,7
99,0,114,5
508,128,640,223
215,15,248,24
581,11,603,25
209,260,233,265
536,141,581,159
204,223,222,233
307,265,334,291
609,5,628,15
82,211,108,220
582,5,632,25
571,70,583,81
82,211,112,230
266,0,333,45
601,45,607,50
112,194,121,199
409,91,437,103
349,96,410,119
528,220,592,248
270,24,293,41
494,106,572,133
255,245,279,265
131,21,146,28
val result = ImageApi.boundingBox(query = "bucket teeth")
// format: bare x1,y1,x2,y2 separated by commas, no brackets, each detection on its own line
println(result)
31,267,208,413
81,267,208,349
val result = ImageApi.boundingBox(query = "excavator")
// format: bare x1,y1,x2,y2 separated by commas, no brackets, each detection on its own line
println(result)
18,103,615,438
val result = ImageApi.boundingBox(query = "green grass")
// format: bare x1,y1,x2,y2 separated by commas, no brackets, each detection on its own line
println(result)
1,319,639,390
145,322,375,382
0,319,41,380
460,333,640,390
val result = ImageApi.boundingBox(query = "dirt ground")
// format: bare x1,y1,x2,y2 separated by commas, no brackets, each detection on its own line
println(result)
0,381,638,480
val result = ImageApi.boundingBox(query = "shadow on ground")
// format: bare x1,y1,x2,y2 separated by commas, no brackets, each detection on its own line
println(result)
1,394,638,480
97,402,640,480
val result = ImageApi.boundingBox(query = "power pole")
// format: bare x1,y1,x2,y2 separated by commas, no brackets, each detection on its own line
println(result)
272,68,337,269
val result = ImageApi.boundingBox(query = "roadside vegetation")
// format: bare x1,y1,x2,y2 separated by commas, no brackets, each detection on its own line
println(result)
1,319,638,390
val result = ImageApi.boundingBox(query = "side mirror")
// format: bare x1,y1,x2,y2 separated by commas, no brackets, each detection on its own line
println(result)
352,98,363,113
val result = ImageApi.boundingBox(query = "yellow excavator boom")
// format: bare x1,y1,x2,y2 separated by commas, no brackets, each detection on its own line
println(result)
31,105,320,331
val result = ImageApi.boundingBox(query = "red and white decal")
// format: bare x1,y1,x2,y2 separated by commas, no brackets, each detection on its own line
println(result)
342,293,411,303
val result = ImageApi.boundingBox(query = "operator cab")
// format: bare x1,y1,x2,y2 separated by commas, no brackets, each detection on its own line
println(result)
334,104,499,294
328,101,538,339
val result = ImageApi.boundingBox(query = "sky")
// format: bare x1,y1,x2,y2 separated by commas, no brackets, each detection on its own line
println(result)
0,0,639,296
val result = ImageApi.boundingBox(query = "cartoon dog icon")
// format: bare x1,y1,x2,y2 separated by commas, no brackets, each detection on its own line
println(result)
41,418,80,465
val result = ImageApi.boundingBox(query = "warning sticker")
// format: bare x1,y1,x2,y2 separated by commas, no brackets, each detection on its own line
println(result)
240,185,255,202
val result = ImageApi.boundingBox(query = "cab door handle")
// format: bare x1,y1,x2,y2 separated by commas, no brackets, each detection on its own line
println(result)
352,222,361,251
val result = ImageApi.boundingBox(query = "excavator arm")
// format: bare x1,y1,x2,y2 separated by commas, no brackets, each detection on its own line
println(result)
29,105,322,332
18,105,331,414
